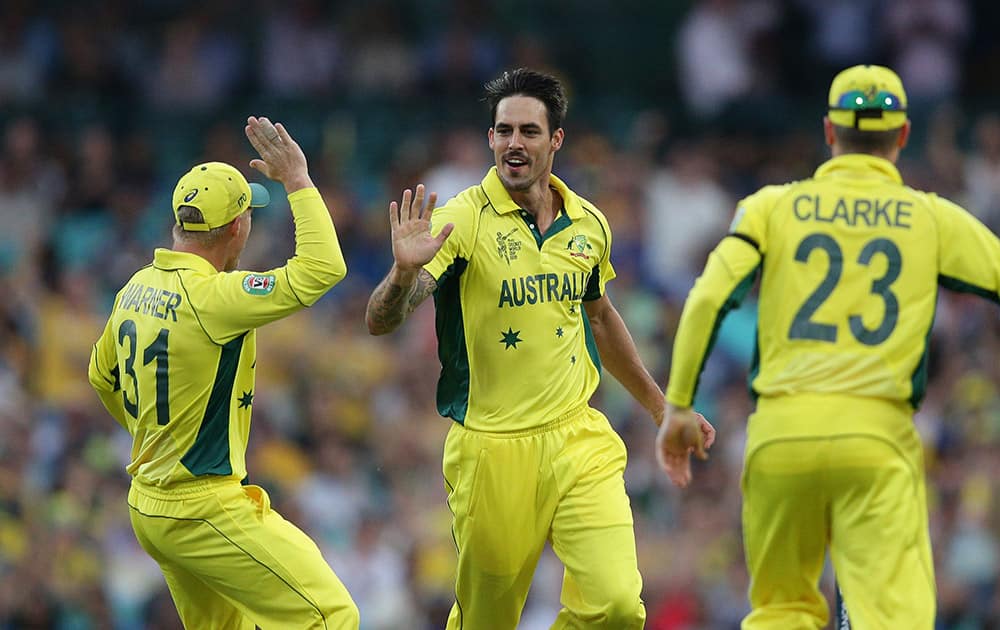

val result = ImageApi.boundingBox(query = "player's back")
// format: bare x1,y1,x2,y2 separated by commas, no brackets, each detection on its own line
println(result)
99,252,258,486
744,154,942,406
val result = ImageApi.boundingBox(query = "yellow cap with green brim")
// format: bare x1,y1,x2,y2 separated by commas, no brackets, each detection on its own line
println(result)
828,64,908,132
172,162,270,232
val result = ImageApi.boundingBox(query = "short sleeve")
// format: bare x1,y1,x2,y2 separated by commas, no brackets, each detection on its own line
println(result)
424,197,477,281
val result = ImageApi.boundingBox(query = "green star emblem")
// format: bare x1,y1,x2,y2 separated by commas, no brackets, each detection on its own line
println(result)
499,327,523,349
569,304,576,314
238,390,254,409
556,327,564,338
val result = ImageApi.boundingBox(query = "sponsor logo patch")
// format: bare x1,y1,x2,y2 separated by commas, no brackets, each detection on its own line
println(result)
242,273,276,296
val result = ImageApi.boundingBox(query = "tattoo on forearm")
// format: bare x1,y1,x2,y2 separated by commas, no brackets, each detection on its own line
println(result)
366,269,437,334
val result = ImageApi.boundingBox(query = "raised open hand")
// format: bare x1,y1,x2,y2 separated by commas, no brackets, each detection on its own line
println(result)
390,184,454,271
244,116,311,191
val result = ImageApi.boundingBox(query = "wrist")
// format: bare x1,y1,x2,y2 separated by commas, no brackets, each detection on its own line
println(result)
282,174,314,194
389,264,420,286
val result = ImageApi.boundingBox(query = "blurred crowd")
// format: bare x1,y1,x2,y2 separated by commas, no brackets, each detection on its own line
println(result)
1,0,999,628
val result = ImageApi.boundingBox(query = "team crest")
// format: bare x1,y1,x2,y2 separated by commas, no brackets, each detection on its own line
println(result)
242,273,276,296
497,229,522,264
567,234,592,259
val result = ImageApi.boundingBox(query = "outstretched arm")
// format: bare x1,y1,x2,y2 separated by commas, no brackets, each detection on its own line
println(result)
367,267,438,335
366,185,453,335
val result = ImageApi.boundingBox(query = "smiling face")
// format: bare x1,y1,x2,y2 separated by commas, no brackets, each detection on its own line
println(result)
488,95,564,193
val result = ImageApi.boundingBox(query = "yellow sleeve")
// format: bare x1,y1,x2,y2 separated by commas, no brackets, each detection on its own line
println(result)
666,235,762,407
933,194,1000,302
88,314,130,430
424,194,476,282
189,187,348,343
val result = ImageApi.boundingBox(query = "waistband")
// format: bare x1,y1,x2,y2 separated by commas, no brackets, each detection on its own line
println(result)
455,402,592,438
130,475,243,499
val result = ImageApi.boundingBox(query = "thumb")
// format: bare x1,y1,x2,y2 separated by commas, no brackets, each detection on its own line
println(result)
683,421,708,461
435,223,455,245
249,159,267,174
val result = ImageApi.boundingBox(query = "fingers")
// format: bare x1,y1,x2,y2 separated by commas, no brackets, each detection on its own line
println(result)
246,116,282,155
699,414,717,450
399,188,413,223
388,200,400,230
274,122,293,145
661,453,692,488
435,222,455,245
420,191,438,219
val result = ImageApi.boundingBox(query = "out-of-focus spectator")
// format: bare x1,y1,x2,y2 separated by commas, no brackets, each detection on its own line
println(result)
641,142,732,298
964,113,1000,231
259,0,343,99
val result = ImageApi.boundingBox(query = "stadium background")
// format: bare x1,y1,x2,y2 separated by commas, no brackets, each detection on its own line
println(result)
1,0,999,627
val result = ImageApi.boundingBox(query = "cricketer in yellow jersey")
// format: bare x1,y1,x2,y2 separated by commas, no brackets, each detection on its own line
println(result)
366,68,715,630
657,64,1000,629
88,117,359,629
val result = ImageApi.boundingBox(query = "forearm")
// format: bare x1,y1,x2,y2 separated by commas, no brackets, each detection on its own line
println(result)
366,265,432,335
590,307,665,422
285,187,347,304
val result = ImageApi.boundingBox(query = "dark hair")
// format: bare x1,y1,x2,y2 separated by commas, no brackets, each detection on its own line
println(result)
483,68,568,135
832,125,903,155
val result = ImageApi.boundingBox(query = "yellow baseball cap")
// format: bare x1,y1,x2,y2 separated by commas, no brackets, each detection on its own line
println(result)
172,162,270,232
828,65,908,131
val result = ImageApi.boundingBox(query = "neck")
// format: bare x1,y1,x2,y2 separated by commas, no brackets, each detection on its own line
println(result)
831,145,900,163
510,170,556,217
173,241,229,272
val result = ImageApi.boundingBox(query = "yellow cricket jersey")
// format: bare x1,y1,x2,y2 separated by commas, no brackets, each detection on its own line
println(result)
668,154,1000,411
424,167,616,432
89,188,346,487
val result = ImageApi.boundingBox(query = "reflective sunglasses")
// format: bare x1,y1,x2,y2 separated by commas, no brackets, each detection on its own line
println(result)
832,89,905,112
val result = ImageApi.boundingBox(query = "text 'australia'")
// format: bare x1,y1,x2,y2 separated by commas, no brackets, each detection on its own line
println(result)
498,272,589,308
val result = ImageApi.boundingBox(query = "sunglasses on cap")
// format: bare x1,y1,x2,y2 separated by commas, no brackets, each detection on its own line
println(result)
831,89,905,112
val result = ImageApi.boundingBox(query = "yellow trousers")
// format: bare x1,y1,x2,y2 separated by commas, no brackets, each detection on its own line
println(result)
128,479,359,630
741,395,935,629
442,405,645,630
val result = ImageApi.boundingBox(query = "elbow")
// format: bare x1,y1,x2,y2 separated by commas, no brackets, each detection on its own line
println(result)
328,259,348,287
365,313,388,336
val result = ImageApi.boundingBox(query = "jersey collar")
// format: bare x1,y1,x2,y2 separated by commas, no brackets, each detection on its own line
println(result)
152,248,220,274
814,154,903,184
481,166,585,219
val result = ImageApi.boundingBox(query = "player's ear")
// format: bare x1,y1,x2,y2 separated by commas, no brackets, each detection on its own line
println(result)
898,120,911,149
551,128,564,151
823,116,836,147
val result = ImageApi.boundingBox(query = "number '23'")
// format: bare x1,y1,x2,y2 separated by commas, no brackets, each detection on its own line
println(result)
789,233,901,346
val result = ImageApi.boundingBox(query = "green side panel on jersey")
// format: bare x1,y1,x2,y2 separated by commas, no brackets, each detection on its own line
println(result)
582,308,602,375
909,307,937,410
747,335,761,403
434,259,470,424
181,334,245,476
694,264,761,400
582,266,602,301
939,274,1000,304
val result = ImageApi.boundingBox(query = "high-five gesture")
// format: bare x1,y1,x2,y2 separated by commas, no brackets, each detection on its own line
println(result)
244,116,313,193
366,184,454,335
389,184,454,271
